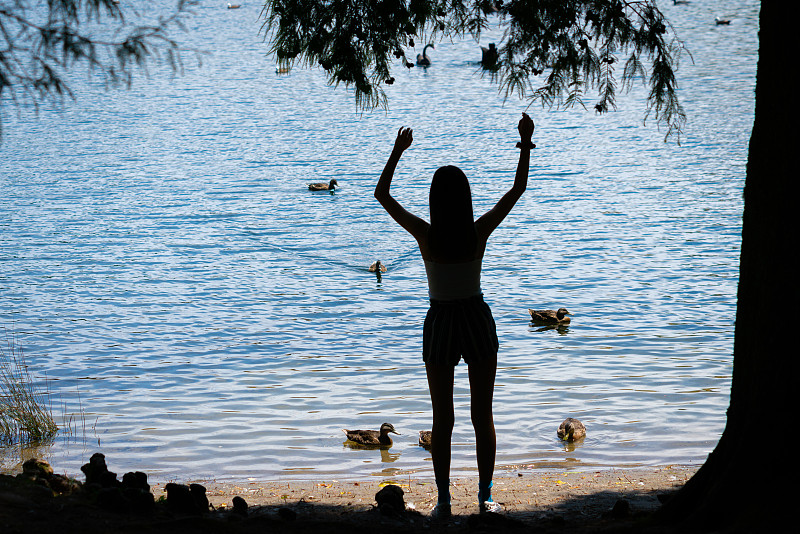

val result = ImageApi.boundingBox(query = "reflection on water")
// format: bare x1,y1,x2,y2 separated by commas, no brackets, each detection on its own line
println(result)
559,440,585,454
0,0,758,482
380,449,401,464
529,324,571,335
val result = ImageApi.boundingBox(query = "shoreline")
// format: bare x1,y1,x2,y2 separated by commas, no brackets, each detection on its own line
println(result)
178,465,697,515
2,462,698,533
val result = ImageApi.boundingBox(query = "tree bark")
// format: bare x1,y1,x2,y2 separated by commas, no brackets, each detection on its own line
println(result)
653,2,794,531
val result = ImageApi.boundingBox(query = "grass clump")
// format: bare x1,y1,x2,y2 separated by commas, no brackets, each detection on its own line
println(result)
1,331,58,445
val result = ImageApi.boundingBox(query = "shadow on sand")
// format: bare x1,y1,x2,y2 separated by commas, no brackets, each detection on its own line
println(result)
2,458,684,534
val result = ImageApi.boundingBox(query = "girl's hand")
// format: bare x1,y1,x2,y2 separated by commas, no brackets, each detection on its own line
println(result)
393,127,413,154
518,113,534,142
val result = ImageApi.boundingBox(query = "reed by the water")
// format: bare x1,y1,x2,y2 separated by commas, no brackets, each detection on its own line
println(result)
0,331,58,444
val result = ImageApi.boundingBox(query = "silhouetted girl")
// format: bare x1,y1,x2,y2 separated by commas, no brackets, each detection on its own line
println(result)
374,113,534,518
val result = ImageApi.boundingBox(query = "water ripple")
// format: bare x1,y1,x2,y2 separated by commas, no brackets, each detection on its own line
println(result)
0,0,756,480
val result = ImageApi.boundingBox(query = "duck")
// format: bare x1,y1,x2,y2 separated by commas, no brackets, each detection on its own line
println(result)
276,66,291,74
343,423,400,447
369,260,387,273
528,307,571,324
480,43,498,69
416,44,434,67
418,430,432,449
227,3,241,8
715,17,731,25
557,418,586,441
308,179,338,191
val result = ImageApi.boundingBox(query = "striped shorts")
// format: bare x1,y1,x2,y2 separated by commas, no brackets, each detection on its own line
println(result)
422,294,499,366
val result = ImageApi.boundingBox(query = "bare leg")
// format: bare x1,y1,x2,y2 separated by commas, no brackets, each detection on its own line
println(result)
426,362,455,502
468,357,497,486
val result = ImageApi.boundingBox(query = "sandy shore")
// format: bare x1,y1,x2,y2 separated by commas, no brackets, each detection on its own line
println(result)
180,465,697,514
2,464,698,533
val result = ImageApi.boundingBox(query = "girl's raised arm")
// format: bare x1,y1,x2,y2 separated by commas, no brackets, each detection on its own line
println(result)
374,127,429,242
475,113,534,241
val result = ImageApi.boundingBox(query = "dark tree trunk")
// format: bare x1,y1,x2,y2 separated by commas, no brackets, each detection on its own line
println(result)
653,2,793,531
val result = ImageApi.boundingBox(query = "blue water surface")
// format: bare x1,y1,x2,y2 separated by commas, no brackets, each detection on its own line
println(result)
1,0,757,482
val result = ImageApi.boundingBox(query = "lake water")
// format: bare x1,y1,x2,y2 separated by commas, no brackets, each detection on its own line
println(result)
1,0,758,482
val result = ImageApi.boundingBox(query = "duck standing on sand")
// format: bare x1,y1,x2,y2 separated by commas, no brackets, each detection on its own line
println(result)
557,418,586,442
343,423,400,448
308,179,338,191
528,307,571,324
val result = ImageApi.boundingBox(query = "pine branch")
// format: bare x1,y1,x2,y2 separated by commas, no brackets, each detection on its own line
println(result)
1,0,197,141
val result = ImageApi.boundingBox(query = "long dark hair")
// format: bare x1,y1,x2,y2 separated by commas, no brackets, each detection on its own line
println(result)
427,166,477,262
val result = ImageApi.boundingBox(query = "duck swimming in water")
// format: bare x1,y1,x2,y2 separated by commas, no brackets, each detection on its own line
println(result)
418,430,432,450
416,44,434,66
369,260,387,273
529,307,571,324
557,418,586,442
480,43,499,69
343,423,400,447
308,179,338,191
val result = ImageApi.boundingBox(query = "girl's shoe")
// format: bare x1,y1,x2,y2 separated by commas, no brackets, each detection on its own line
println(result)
480,500,502,514
430,503,452,521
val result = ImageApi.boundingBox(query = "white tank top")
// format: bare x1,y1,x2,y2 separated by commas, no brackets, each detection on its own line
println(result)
424,258,483,300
